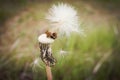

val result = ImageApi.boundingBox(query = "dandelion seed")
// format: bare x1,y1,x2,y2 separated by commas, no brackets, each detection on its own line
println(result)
58,49,68,58
31,58,45,71
34,58,39,64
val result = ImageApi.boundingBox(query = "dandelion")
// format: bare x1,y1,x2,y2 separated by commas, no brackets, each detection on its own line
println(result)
38,31,57,80
46,3,83,36
37,3,84,80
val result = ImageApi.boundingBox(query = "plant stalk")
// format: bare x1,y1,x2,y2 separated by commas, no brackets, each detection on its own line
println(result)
46,65,52,80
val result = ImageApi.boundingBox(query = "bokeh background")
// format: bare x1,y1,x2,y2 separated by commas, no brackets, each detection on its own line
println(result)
0,0,120,80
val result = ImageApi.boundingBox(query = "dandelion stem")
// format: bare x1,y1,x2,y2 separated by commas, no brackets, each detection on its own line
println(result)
46,65,52,80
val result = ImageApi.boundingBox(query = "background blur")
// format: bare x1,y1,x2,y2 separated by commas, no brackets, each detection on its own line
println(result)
0,0,120,80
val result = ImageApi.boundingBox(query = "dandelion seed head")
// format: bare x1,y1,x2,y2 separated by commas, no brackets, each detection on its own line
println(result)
46,3,84,37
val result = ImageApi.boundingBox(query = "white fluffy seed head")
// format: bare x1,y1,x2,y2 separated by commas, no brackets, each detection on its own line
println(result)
46,3,83,36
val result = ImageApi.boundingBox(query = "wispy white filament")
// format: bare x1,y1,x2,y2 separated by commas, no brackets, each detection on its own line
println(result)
32,58,45,71
59,50,68,55
58,49,69,58
46,3,83,36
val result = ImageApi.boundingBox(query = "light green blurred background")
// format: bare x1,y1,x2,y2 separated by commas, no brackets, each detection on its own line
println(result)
0,0,120,80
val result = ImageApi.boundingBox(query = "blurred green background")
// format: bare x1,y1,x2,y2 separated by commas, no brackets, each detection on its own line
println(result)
0,0,120,80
